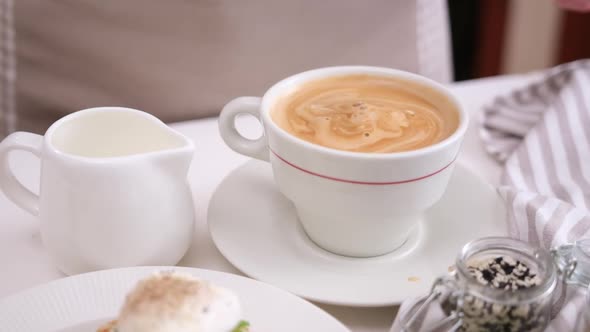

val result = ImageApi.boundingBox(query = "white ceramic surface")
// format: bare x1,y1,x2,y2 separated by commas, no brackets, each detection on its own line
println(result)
0,266,349,332
208,160,507,307
0,74,538,332
0,107,195,275
218,66,468,257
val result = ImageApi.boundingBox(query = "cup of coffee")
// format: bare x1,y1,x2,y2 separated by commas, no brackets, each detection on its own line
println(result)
219,66,467,257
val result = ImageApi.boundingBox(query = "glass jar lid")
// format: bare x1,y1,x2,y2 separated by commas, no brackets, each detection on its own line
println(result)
553,238,590,287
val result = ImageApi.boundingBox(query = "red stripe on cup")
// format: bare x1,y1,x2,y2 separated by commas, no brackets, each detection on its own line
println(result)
270,149,457,185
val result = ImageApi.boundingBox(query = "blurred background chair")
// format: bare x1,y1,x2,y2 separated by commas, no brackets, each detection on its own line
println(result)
2,0,588,139
1,0,452,138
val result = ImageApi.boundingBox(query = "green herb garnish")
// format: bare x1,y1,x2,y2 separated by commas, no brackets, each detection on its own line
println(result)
231,320,250,332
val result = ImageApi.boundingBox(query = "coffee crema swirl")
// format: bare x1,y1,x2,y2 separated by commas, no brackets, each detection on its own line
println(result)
271,74,458,153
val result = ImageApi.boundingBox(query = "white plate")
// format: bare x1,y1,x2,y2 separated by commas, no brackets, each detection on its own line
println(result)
0,266,349,332
208,160,507,307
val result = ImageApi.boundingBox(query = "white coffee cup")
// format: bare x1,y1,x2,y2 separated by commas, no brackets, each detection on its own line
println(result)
0,107,195,275
219,66,468,257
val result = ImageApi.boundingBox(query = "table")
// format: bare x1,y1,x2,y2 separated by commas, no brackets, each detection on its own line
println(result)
0,73,539,332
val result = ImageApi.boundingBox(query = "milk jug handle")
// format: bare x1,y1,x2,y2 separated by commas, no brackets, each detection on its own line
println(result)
0,132,42,215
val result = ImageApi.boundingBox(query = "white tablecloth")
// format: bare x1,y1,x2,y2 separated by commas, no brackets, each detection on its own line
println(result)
0,74,540,332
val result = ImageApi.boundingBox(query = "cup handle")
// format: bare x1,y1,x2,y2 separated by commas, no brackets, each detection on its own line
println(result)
218,96,269,162
0,132,43,215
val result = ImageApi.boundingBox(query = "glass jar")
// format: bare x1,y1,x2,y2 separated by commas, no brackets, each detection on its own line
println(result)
575,284,590,332
402,237,560,332
557,238,590,332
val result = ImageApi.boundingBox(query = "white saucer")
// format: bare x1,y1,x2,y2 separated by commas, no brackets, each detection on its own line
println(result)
208,160,507,307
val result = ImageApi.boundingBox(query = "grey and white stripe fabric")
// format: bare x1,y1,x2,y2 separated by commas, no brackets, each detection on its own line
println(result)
481,59,590,250
392,60,590,331
0,0,16,138
481,59,590,331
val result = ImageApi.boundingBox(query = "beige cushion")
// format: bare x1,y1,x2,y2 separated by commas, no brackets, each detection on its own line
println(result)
14,0,450,134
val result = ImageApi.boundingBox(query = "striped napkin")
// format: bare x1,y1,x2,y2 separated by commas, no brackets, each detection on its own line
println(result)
481,59,590,331
392,59,590,331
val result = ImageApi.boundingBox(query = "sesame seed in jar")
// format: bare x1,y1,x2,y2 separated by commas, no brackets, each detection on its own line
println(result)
467,256,542,291
444,256,548,332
